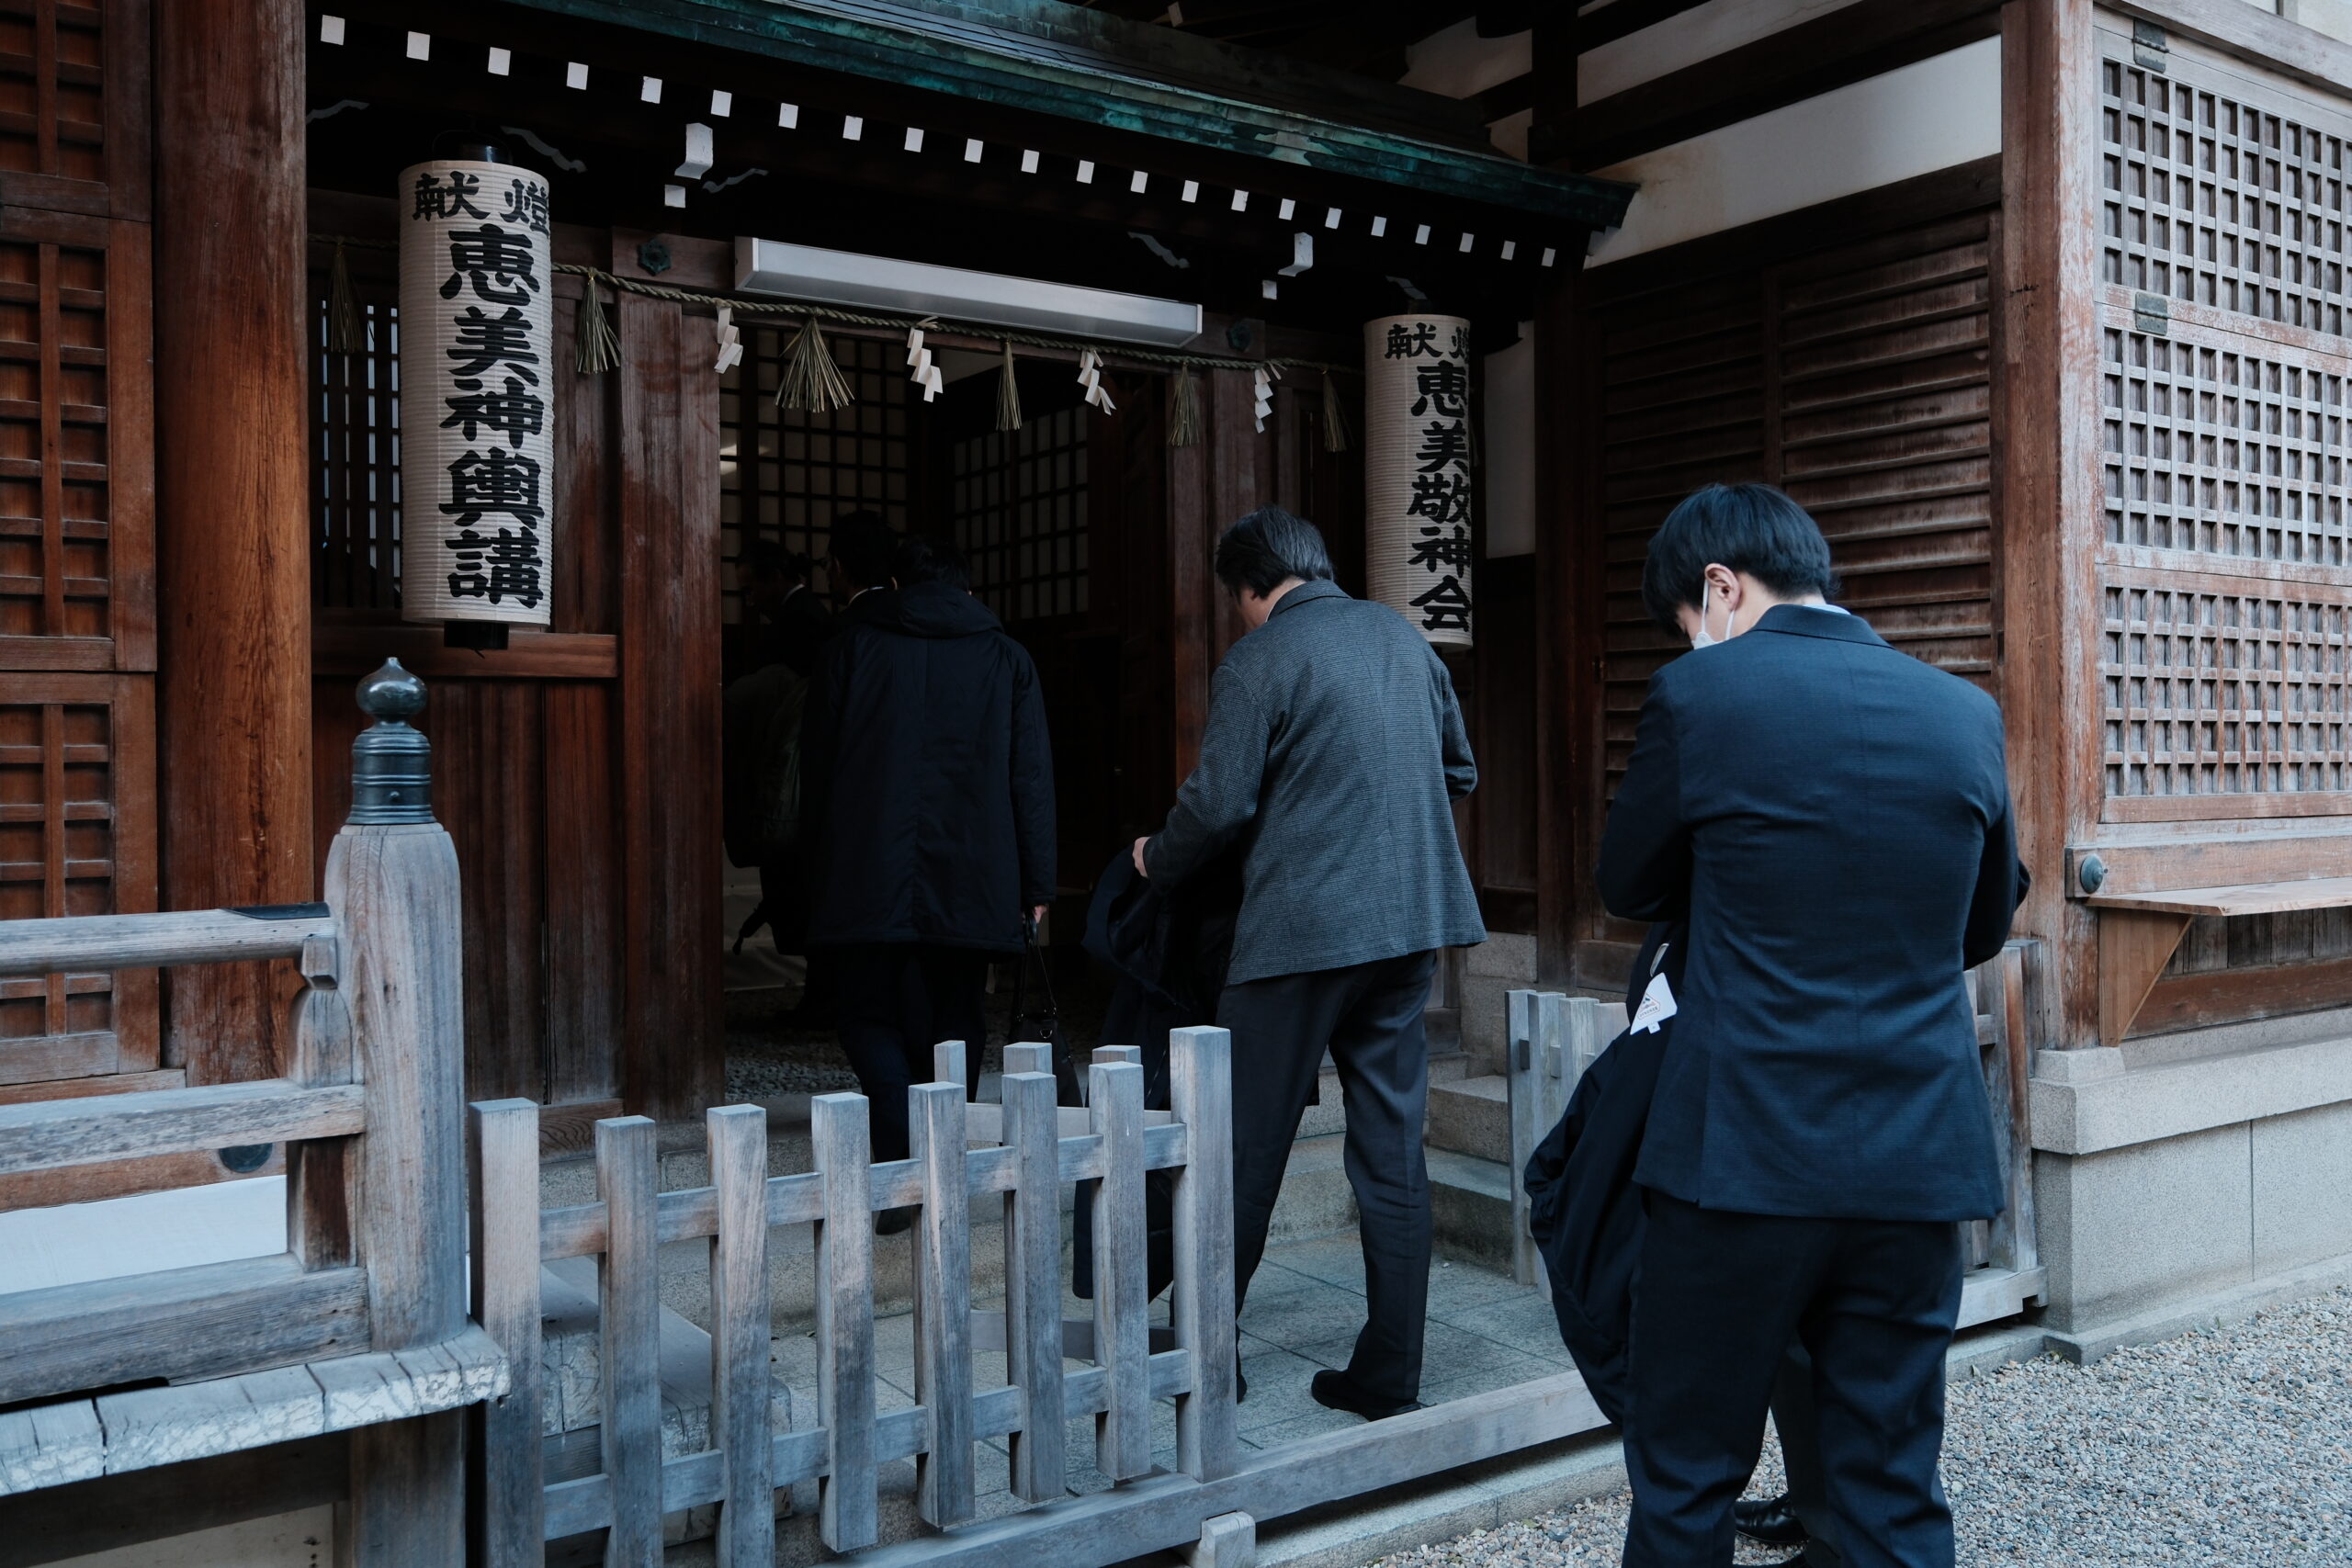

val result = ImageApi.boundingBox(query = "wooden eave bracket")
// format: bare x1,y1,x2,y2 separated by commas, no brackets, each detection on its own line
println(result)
2095,907,2190,1048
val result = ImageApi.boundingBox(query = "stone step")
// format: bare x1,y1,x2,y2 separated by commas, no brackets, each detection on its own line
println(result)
1424,1073,1510,1161
1427,1145,1516,1271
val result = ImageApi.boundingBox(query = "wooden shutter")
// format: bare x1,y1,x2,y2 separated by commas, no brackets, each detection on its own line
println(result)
1591,205,1997,802
0,0,153,1102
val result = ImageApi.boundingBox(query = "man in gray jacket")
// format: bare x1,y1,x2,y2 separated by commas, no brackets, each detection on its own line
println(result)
1135,506,1485,1420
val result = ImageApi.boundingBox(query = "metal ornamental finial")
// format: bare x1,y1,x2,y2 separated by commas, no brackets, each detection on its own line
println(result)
347,659,434,826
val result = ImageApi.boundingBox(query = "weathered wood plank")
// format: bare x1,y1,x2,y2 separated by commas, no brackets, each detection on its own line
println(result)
308,1327,508,1431
933,1039,967,1095
0,1077,362,1176
330,818,467,1351
0,907,333,979
709,1103,775,1567
1503,991,1545,1286
0,1399,102,1495
1090,1060,1150,1481
1001,1069,1067,1503
0,1254,367,1407
910,1083,975,1527
1169,1026,1237,1483
843,1371,1610,1568
95,1364,323,1474
598,1115,663,1566
346,1410,467,1567
1186,1510,1257,1568
813,1091,878,1551
1001,1043,1053,1076
288,942,356,1269
469,1099,544,1568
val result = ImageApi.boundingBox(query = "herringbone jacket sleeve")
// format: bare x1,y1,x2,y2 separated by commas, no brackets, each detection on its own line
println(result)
1144,661,1269,890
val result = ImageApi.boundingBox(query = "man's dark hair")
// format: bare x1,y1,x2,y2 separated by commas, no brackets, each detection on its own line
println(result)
1214,507,1336,597
891,533,970,591
828,510,895,592
740,538,806,581
1640,483,1838,632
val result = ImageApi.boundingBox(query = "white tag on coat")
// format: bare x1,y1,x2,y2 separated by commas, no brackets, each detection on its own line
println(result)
1630,970,1678,1035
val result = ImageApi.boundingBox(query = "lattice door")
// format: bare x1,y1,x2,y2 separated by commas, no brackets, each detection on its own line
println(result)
0,0,153,1100
2097,31,2352,823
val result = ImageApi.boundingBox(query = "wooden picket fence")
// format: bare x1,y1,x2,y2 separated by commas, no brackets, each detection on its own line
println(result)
1502,940,2048,1327
469,1032,1241,1566
0,663,500,1562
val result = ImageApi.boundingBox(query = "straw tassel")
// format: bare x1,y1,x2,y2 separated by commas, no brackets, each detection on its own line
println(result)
1168,365,1202,446
325,240,367,355
575,279,620,375
777,315,854,412
1320,369,1352,454
996,342,1023,432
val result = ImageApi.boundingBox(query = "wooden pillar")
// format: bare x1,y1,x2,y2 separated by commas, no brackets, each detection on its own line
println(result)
153,0,312,1080
1532,270,1587,992
615,283,723,1116
1998,0,2103,1050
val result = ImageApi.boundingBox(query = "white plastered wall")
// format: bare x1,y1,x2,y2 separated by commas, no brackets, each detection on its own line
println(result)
1585,39,2005,268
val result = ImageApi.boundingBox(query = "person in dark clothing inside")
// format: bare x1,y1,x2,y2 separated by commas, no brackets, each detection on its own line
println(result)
1134,507,1485,1422
740,538,834,678
1598,484,2026,1568
801,529,1056,1174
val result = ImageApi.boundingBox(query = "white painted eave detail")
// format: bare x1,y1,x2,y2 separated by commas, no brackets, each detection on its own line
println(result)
1580,0,1871,106
734,237,1203,349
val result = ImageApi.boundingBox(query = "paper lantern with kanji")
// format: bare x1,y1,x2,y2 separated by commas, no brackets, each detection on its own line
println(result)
398,158,555,627
1363,315,1475,649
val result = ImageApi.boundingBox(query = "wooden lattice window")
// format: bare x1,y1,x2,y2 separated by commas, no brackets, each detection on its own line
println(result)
0,674,153,1085
0,229,114,641
719,327,911,622
2100,321,2350,564
2101,571,2352,801
2099,48,2352,333
951,404,1089,624
0,1,107,194
311,296,403,611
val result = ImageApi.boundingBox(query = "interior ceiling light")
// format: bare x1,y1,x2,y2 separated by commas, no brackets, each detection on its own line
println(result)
735,237,1202,348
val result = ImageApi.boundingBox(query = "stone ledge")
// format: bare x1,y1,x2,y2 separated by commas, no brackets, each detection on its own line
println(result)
2030,1029,2352,1155
2041,1250,2352,1365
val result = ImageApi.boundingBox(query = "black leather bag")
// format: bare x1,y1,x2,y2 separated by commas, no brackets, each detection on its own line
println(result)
1006,917,1073,1102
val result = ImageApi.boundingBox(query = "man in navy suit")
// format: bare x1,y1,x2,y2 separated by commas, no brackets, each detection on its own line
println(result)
1599,484,2025,1568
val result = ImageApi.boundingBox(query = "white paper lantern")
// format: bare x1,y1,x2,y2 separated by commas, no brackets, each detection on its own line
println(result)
1364,314,1474,648
399,158,556,628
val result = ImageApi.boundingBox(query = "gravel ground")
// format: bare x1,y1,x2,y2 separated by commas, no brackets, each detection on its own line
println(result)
1371,1287,2352,1566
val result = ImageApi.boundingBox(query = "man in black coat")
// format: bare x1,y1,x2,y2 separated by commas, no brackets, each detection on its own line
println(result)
802,530,1055,1165
1136,507,1485,1421
1598,484,2025,1568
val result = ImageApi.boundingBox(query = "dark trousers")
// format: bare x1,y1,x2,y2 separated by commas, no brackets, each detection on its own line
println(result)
832,944,988,1163
1623,1191,1962,1568
1775,1342,1844,1565
1217,949,1437,1406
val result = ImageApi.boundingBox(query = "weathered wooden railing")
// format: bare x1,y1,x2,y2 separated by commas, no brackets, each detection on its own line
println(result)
470,1029,1240,1566
0,662,501,1561
1503,940,2047,1326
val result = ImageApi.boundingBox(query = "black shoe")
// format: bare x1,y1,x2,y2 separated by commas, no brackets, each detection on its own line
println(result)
1309,1369,1420,1421
1733,1495,1809,1549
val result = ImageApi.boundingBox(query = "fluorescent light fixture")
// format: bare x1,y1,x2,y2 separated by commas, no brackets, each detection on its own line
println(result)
736,237,1201,348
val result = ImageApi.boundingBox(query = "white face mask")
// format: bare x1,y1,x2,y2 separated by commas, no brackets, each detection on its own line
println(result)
1689,591,1731,651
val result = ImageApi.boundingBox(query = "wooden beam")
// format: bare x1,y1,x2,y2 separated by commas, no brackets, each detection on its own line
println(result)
0,1255,368,1408
0,1078,366,1177
311,626,620,682
1997,0,2105,1052
153,0,311,1084
2117,0,2352,102
1571,0,2004,173
0,907,334,979
1532,266,1582,990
